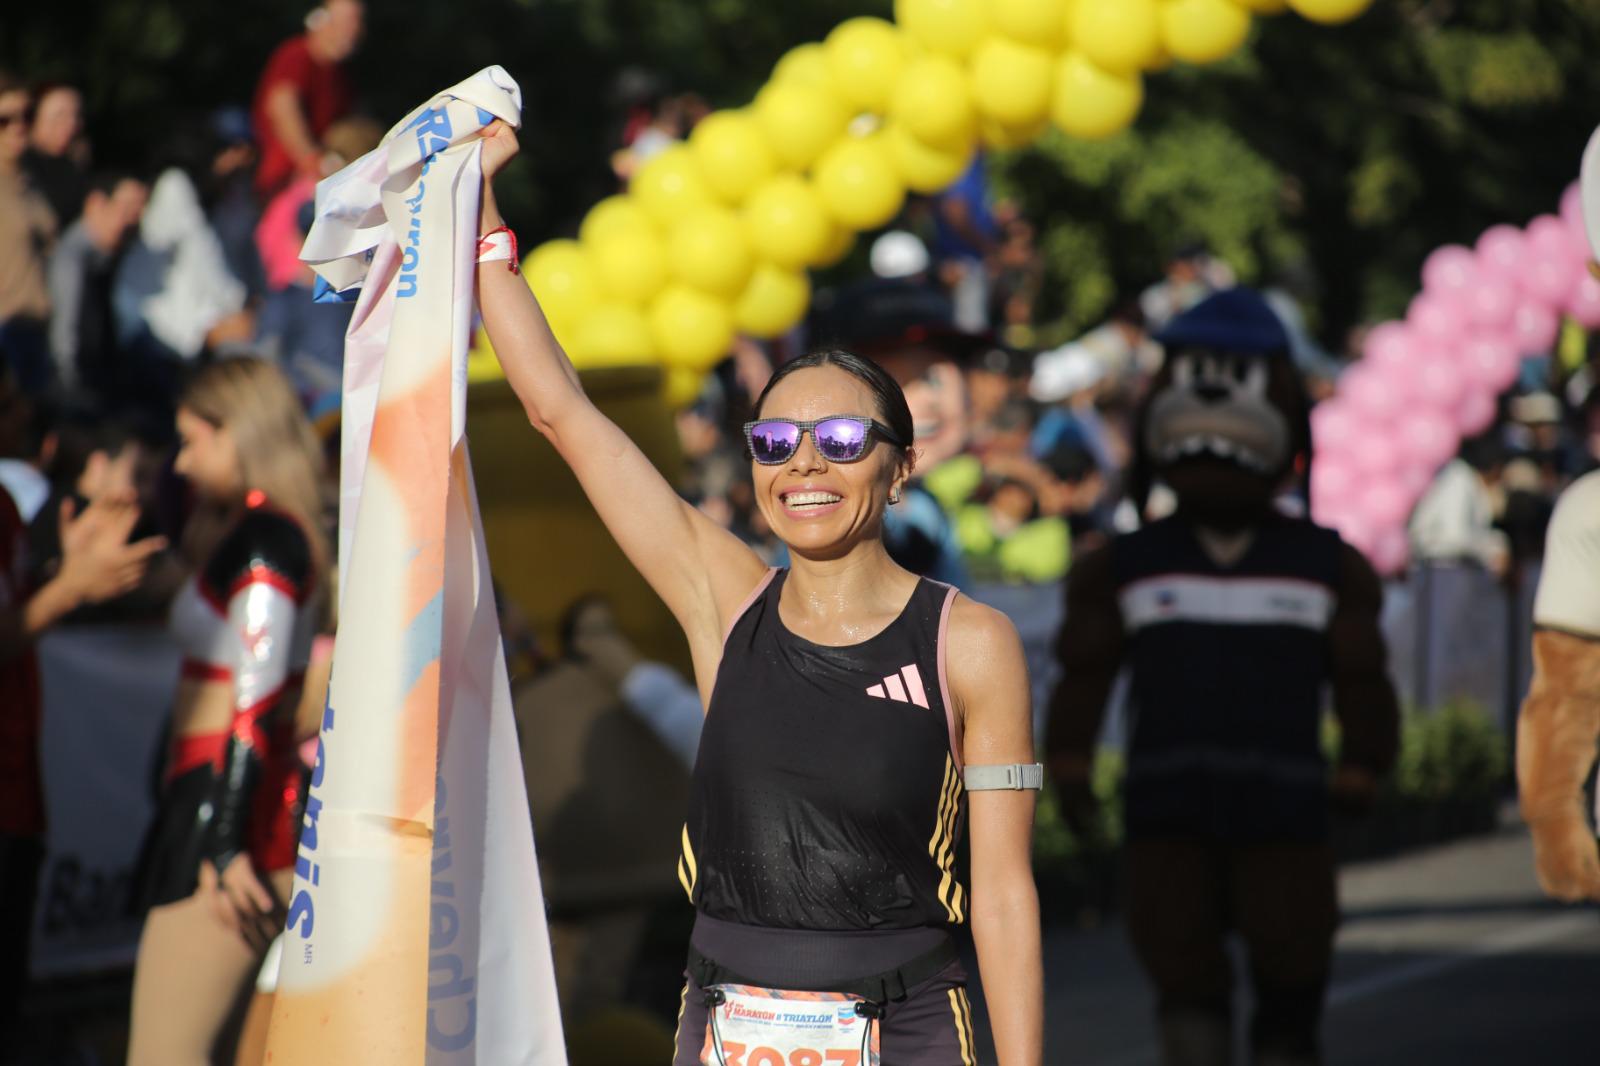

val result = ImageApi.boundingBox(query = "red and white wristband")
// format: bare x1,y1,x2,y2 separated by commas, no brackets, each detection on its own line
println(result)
477,225,519,273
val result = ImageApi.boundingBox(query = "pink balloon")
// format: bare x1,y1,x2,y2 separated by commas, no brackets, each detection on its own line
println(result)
1518,255,1581,310
1507,300,1559,356
1396,408,1458,468
1560,181,1588,247
1394,457,1440,500
1357,477,1414,528
1343,366,1405,423
1458,334,1520,392
1570,275,1600,329
1526,214,1585,265
1348,428,1397,475
1517,216,1585,309
1399,355,1467,413
1455,389,1497,436
1367,526,1411,577
1407,291,1465,344
1309,458,1357,521
1463,277,1515,330
1421,245,1479,299
1475,225,1527,284
1336,514,1377,556
1362,321,1416,369
1311,402,1365,452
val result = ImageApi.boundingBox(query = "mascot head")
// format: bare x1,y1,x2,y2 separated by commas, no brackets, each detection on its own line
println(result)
1131,288,1312,529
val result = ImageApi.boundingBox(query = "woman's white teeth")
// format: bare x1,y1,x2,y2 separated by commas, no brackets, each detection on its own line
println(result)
786,491,842,508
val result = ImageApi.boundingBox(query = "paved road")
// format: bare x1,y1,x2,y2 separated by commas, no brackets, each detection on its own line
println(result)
969,813,1600,1065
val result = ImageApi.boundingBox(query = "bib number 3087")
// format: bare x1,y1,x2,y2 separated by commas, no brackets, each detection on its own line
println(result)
714,1047,860,1066
701,984,880,1066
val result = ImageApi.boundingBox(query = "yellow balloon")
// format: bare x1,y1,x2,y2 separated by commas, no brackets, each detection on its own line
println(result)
813,136,906,232
661,367,707,409
990,0,1068,47
825,17,907,114
689,110,778,205
773,42,838,94
1286,0,1372,22
587,228,667,304
894,0,990,59
1069,0,1162,73
524,240,602,332
734,264,811,338
979,116,1048,150
578,195,656,246
650,285,735,370
812,224,856,268
889,55,978,149
1050,53,1143,139
885,124,974,194
1160,0,1252,64
1235,0,1288,11
743,175,832,269
569,304,656,368
754,81,851,171
668,206,753,298
970,37,1055,128
630,145,715,228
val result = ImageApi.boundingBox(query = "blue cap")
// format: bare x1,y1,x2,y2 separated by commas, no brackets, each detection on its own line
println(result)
1153,287,1290,355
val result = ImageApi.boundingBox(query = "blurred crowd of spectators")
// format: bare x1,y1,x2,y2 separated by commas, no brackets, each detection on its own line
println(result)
606,85,1600,592
0,0,367,439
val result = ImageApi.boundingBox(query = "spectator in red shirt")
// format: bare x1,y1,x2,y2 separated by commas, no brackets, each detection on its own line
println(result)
250,0,363,200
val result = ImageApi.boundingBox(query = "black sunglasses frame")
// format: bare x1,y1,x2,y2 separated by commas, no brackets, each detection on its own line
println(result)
742,415,906,465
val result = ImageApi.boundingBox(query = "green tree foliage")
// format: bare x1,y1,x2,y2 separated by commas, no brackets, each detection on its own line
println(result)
7,1,1596,347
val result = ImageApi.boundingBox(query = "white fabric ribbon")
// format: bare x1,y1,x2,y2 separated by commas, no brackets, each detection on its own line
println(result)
265,66,567,1066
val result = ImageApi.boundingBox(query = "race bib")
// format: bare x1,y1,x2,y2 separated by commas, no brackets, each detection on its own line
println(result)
701,983,881,1066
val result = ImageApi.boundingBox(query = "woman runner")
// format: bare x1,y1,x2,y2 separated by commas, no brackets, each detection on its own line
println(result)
476,121,1043,1066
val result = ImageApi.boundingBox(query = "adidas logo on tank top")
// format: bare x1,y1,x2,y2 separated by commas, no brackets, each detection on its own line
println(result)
865,663,930,707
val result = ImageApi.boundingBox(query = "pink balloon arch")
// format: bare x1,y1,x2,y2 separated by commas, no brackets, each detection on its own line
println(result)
1311,181,1597,575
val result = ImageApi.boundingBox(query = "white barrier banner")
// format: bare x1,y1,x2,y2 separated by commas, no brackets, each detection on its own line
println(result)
30,627,175,979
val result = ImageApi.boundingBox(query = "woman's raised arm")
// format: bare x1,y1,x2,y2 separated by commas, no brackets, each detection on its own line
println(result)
473,122,768,670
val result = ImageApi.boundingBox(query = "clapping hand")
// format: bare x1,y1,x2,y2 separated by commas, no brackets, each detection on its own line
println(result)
55,491,167,606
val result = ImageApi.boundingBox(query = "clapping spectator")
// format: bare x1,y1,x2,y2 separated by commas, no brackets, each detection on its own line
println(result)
0,364,166,1039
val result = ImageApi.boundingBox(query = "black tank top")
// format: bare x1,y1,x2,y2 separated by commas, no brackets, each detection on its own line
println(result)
682,569,966,932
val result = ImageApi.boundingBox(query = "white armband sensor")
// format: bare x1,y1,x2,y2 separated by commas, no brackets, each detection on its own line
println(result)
962,763,1044,791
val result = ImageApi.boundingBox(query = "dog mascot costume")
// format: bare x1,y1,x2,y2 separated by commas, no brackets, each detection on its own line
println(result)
1515,127,1600,905
1045,288,1400,1066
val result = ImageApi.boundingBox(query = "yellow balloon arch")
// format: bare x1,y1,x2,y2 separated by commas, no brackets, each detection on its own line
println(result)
468,0,1376,393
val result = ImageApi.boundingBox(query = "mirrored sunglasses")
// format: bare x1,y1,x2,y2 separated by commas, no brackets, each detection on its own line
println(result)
742,416,905,465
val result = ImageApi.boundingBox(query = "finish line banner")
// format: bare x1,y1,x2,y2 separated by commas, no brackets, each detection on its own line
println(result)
268,67,567,1065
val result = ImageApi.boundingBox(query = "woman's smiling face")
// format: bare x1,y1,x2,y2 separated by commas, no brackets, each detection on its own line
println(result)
751,365,911,559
